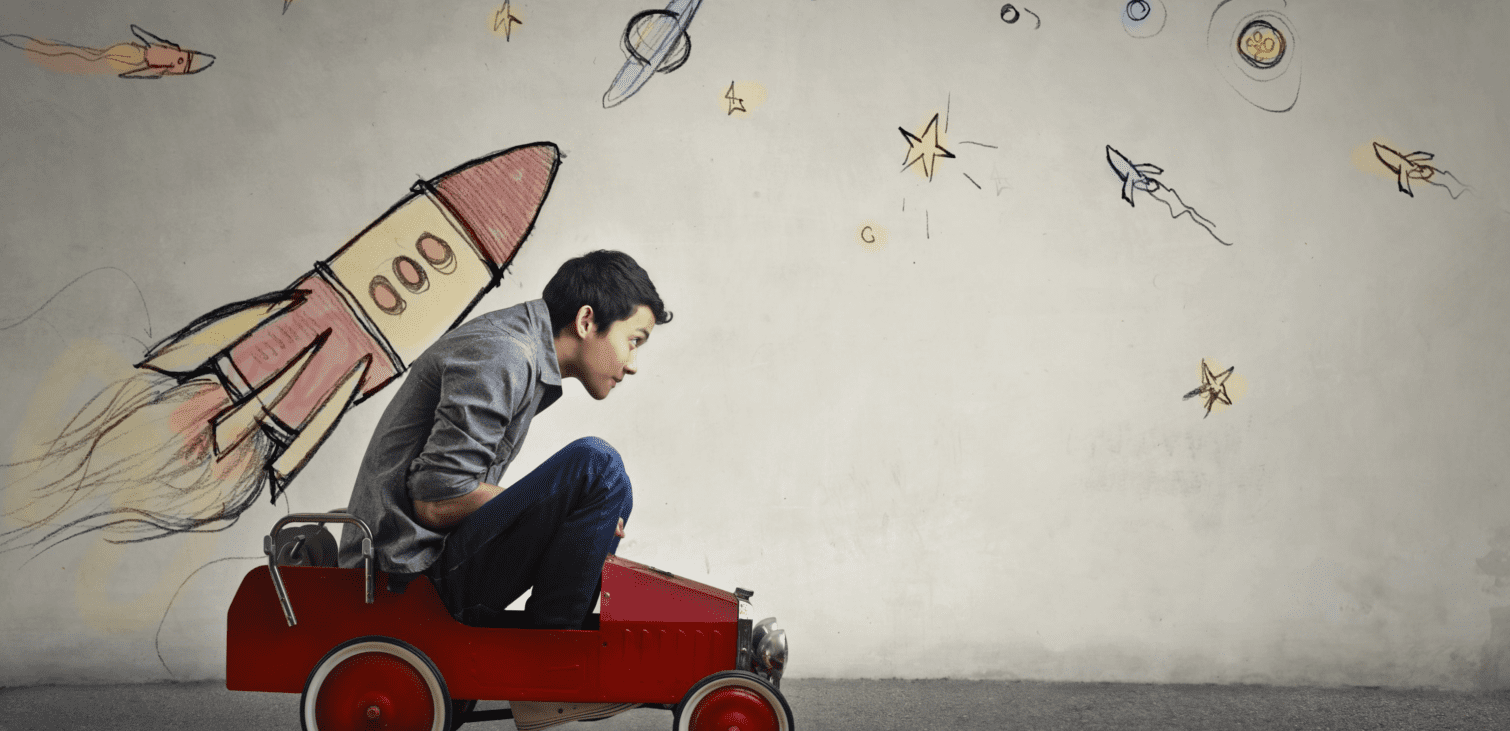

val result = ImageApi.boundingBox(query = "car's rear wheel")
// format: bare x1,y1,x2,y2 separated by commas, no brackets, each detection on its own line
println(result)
673,670,793,731
301,636,452,731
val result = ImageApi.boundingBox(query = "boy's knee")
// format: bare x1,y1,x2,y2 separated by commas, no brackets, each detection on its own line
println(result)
567,435,616,457
565,436,623,472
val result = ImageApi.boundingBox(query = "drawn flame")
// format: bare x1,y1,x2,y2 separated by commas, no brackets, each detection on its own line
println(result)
3,370,272,556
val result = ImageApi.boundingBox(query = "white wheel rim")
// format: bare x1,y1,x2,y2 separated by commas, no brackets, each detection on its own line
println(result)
303,640,447,731
677,675,790,731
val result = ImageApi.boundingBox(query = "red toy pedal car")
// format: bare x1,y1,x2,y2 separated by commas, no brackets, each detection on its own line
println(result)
226,513,792,731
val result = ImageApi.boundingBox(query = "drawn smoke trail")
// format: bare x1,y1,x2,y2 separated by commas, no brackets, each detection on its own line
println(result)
2,372,272,556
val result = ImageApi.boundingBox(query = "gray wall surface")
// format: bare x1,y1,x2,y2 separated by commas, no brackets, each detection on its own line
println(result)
2,0,1509,691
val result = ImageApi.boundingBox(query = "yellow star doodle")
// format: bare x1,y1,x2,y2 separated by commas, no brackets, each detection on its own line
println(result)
724,81,746,115
494,1,522,40
899,113,956,180
1183,359,1235,417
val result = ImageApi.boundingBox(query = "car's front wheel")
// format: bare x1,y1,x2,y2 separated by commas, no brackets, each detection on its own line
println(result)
673,670,794,731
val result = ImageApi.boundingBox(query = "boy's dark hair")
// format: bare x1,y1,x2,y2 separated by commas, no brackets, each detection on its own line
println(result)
543,250,672,335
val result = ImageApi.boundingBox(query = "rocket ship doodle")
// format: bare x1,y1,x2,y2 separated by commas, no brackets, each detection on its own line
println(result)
1106,145,1163,206
137,143,561,497
1370,142,1469,199
1105,145,1232,246
1,25,214,79
1,143,560,555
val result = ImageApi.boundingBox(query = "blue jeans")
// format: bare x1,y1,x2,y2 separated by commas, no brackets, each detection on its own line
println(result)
426,437,633,629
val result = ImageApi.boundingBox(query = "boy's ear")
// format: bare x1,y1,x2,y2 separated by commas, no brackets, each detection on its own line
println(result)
574,305,596,338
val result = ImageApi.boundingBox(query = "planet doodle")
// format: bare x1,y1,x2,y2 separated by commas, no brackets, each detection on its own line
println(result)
603,0,706,108
1207,0,1301,112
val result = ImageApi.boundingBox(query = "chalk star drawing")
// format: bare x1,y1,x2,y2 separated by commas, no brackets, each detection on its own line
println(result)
1183,359,1235,417
899,113,956,181
724,80,745,115
494,1,522,40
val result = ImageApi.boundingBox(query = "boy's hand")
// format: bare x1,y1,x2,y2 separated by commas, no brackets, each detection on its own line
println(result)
616,517,626,538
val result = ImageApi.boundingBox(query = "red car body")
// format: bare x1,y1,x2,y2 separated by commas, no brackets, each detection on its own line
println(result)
225,514,790,731
228,555,739,703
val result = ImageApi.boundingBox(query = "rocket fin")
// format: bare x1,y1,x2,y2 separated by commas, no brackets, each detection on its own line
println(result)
138,291,305,376
1121,175,1137,206
1397,168,1415,197
210,330,327,457
130,25,175,48
269,355,371,488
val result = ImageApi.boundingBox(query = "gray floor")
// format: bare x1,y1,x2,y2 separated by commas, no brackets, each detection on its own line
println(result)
3,678,1510,731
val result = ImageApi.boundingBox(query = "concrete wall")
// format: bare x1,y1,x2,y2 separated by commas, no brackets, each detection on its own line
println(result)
3,0,1510,690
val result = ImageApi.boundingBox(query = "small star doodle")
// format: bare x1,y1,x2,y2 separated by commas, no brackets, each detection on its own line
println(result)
1183,359,1235,418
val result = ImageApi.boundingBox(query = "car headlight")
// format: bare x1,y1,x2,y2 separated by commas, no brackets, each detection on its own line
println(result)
751,617,787,686
735,590,788,686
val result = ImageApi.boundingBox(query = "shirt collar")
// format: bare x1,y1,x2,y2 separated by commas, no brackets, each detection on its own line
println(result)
526,298,562,387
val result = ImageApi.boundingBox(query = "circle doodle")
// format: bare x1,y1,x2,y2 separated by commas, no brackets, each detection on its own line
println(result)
1121,0,1166,38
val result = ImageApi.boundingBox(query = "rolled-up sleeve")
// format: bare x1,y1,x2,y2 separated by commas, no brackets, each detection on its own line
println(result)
406,331,534,502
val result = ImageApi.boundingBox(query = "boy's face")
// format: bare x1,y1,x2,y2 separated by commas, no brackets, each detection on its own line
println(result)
578,304,655,400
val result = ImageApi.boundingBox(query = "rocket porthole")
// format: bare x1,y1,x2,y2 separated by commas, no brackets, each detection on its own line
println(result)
393,256,430,293
417,233,457,275
369,276,406,315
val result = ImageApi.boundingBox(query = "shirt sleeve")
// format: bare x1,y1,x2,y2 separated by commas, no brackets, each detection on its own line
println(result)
405,329,534,503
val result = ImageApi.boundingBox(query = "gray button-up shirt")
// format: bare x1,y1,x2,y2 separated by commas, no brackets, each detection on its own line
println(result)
340,299,562,573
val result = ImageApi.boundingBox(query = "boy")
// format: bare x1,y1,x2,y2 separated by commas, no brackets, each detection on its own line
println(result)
340,249,671,633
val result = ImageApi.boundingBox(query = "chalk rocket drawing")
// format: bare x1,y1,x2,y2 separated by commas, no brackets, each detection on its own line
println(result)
604,0,705,108
1372,142,1470,199
1121,0,1166,38
1,143,561,555
1106,145,1232,246
1183,359,1235,418
1208,0,1300,112
1,25,214,78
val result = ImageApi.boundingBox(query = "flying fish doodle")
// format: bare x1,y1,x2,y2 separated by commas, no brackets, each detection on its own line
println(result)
1,144,561,555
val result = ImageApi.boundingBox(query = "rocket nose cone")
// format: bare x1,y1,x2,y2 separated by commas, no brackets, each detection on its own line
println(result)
428,143,561,271
189,53,215,74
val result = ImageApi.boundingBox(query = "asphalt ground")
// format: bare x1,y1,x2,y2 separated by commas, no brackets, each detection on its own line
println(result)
3,678,1510,730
